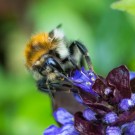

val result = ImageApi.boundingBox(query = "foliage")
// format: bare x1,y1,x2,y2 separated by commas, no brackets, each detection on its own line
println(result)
111,0,135,15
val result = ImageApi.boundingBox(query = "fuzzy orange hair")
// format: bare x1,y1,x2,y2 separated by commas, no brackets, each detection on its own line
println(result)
24,33,56,69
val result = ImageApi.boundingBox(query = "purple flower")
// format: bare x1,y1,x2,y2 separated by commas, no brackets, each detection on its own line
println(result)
104,112,118,124
83,108,97,121
44,125,59,135
106,126,121,135
70,67,98,96
104,87,112,95
119,99,134,111
43,65,135,135
131,93,135,104
73,65,135,135
44,124,78,135
58,124,79,135
130,72,135,80
124,122,135,135
44,108,78,135
53,108,73,125
73,93,83,104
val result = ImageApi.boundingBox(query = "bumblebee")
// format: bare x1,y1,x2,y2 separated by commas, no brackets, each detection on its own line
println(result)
24,25,92,113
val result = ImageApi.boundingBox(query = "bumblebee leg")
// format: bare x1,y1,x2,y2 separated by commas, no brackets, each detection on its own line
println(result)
37,57,65,77
68,56,80,70
37,78,55,103
37,79,50,92
38,57,79,93
50,80,78,93
38,57,76,89
70,41,93,70
47,83,55,103
45,57,77,84
37,79,55,95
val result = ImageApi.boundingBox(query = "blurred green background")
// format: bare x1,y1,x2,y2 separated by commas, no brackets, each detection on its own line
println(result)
0,0,135,135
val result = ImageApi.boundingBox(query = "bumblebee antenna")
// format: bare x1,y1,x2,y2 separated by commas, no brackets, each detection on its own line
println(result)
56,24,62,29
47,82,55,104
37,78,55,101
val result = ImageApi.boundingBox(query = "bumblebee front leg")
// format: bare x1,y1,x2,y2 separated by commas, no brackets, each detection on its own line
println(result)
37,79,55,95
70,41,93,70
37,79,50,92
37,78,55,102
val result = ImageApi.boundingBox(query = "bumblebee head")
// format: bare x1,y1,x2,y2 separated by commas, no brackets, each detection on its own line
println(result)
24,25,64,71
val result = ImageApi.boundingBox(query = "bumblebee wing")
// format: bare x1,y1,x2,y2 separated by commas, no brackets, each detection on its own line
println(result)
37,78,84,114
50,79,84,114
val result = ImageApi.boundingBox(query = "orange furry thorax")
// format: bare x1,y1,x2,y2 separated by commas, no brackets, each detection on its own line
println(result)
24,33,56,69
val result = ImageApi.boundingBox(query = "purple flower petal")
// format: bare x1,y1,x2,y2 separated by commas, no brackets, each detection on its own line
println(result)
59,124,79,135
104,87,112,95
131,93,135,104
104,112,118,124
124,122,135,135
106,65,131,99
44,125,59,135
119,99,134,111
53,108,73,125
73,93,83,104
130,72,135,80
74,112,105,135
71,68,90,83
106,126,121,135
71,68,98,96
83,108,97,121
121,123,129,132
92,78,106,97
88,102,113,113
111,110,135,126
78,88,98,104
81,67,96,81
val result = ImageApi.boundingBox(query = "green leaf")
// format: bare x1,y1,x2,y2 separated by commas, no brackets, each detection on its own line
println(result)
111,0,135,15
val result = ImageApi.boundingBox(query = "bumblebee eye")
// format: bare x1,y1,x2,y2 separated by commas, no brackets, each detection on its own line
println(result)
46,57,56,66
